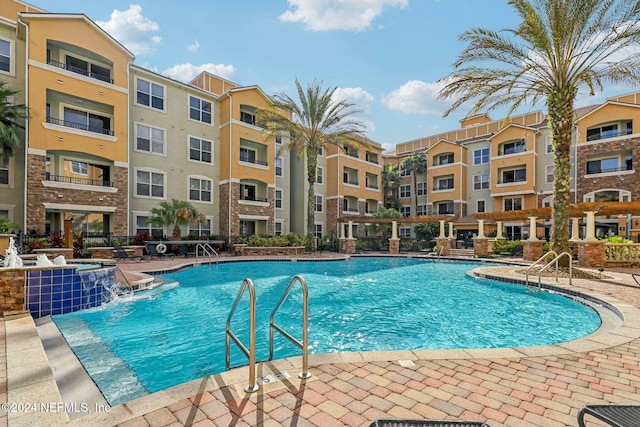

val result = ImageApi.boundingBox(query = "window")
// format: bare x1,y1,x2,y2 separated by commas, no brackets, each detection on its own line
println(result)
275,222,283,236
65,54,111,82
477,200,485,213
189,137,212,163
240,147,256,164
0,39,10,73
417,182,427,196
343,198,357,212
473,174,489,190
586,121,632,141
504,197,523,211
70,161,88,175
275,189,282,209
435,153,454,166
344,145,358,158
399,227,411,237
366,151,378,164
436,202,454,215
275,157,283,177
189,218,212,237
546,136,553,153
189,177,212,202
316,167,323,184
314,223,323,238
586,157,626,174
314,195,323,212
435,176,454,191
240,110,256,125
0,150,8,185
240,183,257,201
546,165,554,183
136,78,164,110
275,136,282,145
400,205,411,217
473,148,489,165
136,215,163,238
400,165,410,177
317,147,323,156
366,174,378,189
400,185,411,198
189,96,212,124
136,170,164,198
500,139,525,155
136,124,165,155
417,204,427,216
63,107,111,135
500,167,526,184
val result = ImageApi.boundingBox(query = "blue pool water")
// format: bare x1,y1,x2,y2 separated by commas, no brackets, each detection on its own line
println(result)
52,257,601,405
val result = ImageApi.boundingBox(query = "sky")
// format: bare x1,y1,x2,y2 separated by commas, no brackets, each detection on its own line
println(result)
29,0,640,152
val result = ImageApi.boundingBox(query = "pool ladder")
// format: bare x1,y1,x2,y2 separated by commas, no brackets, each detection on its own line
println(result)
525,251,573,289
225,275,310,393
196,243,218,264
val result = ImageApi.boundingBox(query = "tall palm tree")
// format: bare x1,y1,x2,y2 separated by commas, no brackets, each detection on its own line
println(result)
401,152,427,216
438,0,640,257
146,199,205,241
0,81,29,156
382,164,401,209
257,78,368,244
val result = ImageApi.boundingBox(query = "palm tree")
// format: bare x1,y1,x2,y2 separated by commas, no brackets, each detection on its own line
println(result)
257,78,368,244
438,0,640,257
365,206,402,239
0,81,29,156
401,152,427,216
382,164,401,209
146,199,205,241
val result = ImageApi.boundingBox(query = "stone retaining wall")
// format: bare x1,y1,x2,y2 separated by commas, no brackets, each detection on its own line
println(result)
238,246,305,256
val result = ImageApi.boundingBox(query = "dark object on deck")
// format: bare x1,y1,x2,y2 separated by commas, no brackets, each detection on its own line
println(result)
114,246,141,262
369,420,489,427
632,274,640,286
146,244,175,259
577,404,640,427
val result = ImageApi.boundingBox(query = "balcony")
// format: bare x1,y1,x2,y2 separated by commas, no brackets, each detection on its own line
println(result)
48,59,113,84
46,116,114,136
497,176,526,184
239,140,269,167
45,173,114,187
587,121,632,141
498,141,526,156
366,152,379,164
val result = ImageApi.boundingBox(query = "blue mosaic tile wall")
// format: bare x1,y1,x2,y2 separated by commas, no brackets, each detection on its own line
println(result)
26,266,116,318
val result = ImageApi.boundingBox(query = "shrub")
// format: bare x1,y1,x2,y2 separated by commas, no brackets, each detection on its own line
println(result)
492,239,522,255
24,237,48,253
49,233,64,248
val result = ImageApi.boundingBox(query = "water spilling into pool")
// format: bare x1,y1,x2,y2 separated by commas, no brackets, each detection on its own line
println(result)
52,257,601,405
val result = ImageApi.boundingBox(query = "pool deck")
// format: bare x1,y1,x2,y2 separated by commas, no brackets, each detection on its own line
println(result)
2,254,640,426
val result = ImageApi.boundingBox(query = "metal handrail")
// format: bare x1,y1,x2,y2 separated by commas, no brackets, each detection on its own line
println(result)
525,251,557,288
196,243,218,264
537,251,573,289
225,278,259,392
269,275,311,379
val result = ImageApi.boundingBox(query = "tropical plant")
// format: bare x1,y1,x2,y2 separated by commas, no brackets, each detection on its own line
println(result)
146,199,205,241
438,0,640,261
366,207,402,238
414,222,439,243
382,164,401,209
0,81,29,156
256,78,368,245
0,216,19,233
401,152,427,215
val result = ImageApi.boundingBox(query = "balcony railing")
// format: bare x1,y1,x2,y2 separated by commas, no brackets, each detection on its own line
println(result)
586,165,632,175
498,147,526,156
46,117,114,136
497,176,526,184
366,184,379,190
48,59,113,84
240,196,268,203
433,186,454,191
45,173,114,187
239,157,268,167
343,207,358,213
587,129,632,141
343,179,359,186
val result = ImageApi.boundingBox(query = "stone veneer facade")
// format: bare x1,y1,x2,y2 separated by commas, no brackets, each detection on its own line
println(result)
26,154,128,235
575,138,640,201
0,269,25,314
219,182,274,237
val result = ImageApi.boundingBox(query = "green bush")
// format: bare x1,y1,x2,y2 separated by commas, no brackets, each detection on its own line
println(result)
492,239,522,254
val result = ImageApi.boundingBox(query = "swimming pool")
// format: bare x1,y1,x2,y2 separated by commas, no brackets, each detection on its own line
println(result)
52,257,601,405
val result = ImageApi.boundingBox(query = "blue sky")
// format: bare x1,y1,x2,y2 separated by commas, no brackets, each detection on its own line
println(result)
30,0,639,151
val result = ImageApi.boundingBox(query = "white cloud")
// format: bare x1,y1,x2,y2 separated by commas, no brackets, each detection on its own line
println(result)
333,87,376,132
382,80,451,116
279,0,408,32
96,5,161,56
187,40,200,53
161,63,238,83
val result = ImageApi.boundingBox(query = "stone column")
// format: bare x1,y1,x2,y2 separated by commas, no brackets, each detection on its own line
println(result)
528,217,539,241
391,221,398,240
448,222,454,238
523,240,544,261
348,221,354,239
389,220,400,254
577,240,605,268
477,220,485,238
473,237,488,257
438,220,446,238
584,211,598,242
570,218,580,241
496,221,504,239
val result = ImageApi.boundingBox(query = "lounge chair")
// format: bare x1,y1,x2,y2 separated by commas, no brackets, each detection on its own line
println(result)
113,246,141,262
577,404,640,427
369,420,489,427
146,244,175,259
178,244,190,257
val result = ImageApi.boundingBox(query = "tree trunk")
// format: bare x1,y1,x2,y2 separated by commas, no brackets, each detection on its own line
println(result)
306,148,319,249
547,86,576,266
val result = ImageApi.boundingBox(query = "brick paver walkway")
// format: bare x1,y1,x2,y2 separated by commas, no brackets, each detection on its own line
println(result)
5,255,640,426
